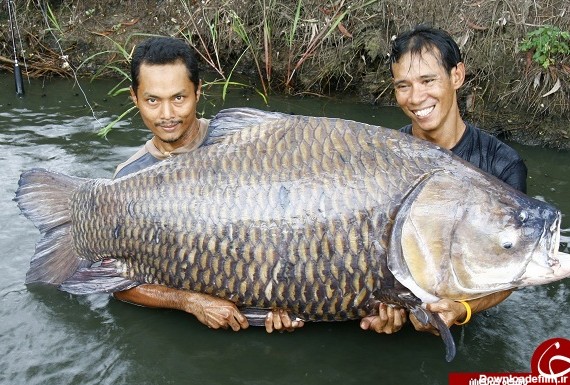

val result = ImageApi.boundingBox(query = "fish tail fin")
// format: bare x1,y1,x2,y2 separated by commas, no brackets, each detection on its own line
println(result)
14,168,90,285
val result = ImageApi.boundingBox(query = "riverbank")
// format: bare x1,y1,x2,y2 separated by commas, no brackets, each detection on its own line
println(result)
1,0,569,148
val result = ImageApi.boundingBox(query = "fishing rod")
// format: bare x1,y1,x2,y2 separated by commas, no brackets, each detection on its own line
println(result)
7,0,25,96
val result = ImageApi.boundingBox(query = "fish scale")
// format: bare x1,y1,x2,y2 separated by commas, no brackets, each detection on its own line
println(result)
109,124,380,316
156,113,394,312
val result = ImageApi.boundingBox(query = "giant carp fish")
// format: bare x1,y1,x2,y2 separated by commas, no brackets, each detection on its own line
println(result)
15,108,570,361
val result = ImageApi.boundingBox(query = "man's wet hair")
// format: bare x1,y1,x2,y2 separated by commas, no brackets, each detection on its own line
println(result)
389,25,463,76
131,36,200,94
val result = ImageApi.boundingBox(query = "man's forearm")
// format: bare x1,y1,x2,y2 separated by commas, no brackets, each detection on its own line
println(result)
113,284,198,313
113,284,250,330
466,289,513,315
112,284,302,332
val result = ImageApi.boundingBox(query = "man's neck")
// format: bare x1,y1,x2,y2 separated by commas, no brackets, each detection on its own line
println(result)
412,120,466,150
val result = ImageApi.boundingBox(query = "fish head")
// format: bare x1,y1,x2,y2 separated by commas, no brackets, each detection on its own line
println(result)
391,168,570,302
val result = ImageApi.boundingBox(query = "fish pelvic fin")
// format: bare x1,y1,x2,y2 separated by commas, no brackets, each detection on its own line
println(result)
60,259,138,295
239,307,306,327
14,168,89,285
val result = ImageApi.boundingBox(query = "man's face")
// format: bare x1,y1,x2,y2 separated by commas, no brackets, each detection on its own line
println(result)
131,61,201,152
392,49,464,137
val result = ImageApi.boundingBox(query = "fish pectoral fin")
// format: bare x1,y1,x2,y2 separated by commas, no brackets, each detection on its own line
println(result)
59,259,138,295
411,306,457,362
410,306,430,325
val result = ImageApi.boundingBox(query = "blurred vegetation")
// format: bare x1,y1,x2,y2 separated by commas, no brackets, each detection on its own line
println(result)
1,0,569,147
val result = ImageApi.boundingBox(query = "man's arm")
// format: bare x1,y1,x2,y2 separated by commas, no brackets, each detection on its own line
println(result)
409,290,513,334
113,284,304,332
501,160,528,194
114,285,249,331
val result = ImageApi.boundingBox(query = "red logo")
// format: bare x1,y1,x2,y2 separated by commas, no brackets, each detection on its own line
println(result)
449,338,570,385
531,338,570,381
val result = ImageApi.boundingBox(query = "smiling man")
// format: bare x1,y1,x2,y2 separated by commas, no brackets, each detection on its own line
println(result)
391,25,527,192
360,25,528,335
112,36,302,333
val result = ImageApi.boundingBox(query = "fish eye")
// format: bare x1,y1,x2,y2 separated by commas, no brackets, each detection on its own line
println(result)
518,211,528,223
502,241,513,249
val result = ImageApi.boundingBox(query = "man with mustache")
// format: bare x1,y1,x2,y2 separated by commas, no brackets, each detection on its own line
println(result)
112,36,301,333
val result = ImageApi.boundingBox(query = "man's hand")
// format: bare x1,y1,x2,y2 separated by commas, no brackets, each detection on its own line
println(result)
409,299,464,335
188,292,249,331
410,290,513,335
264,309,305,333
113,284,249,331
360,303,407,334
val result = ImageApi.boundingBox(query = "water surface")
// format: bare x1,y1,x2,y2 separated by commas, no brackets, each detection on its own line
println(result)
1,74,569,385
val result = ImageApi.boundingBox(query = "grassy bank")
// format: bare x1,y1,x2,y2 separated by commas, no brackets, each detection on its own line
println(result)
1,0,569,148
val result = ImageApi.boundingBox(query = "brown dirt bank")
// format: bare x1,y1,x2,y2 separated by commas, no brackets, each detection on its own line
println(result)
1,0,569,149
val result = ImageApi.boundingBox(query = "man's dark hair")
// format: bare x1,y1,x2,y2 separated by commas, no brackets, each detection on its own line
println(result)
389,25,462,76
130,36,200,94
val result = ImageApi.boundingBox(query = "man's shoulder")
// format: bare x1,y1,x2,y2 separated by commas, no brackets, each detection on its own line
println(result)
113,118,210,179
113,141,157,179
398,124,413,134
465,124,522,160
461,123,527,192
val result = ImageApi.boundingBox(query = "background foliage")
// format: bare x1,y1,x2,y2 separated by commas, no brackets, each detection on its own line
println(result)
1,0,569,147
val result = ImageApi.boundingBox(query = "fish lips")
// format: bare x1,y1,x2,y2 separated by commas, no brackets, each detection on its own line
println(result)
518,211,570,286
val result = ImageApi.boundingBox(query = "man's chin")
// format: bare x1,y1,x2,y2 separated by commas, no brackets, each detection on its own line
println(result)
158,134,182,144
411,119,439,133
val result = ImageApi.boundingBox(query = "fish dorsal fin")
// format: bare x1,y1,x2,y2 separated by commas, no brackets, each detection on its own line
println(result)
203,107,288,146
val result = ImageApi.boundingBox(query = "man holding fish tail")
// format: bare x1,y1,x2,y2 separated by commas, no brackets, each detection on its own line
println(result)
361,25,527,335
112,36,302,333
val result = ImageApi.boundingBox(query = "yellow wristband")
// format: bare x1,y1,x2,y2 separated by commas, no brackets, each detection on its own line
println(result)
454,300,472,325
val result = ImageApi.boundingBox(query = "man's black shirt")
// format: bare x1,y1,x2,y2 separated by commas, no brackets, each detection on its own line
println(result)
400,123,527,193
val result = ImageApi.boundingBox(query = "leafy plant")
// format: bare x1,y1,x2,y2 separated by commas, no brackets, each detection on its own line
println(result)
77,33,158,136
181,3,225,78
229,9,269,96
519,25,570,69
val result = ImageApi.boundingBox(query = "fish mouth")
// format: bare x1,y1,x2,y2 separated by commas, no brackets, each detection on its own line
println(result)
519,212,570,285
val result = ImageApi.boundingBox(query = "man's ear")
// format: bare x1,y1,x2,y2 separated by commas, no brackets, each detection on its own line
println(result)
196,80,202,102
451,62,466,90
129,86,138,106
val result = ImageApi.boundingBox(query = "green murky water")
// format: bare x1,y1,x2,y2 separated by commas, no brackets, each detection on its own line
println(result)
1,73,569,385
